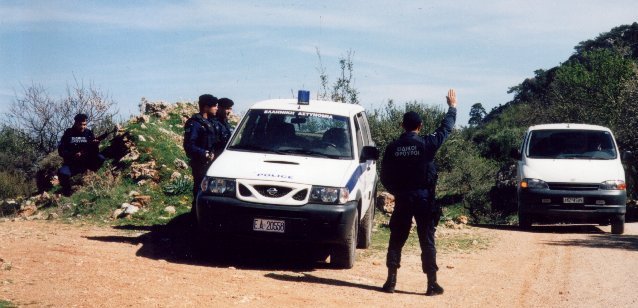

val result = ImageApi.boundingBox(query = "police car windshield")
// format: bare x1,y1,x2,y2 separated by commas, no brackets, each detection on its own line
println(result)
527,129,617,160
228,109,353,159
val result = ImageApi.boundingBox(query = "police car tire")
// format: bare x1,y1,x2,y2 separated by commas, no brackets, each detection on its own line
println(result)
518,212,532,230
611,214,625,235
357,201,373,249
332,210,358,269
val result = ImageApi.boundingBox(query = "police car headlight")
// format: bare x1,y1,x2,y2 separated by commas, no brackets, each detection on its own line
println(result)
204,177,236,197
520,178,548,190
310,186,349,204
600,180,626,190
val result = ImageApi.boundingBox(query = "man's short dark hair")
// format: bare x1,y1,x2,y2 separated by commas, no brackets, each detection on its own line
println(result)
218,98,234,108
74,113,88,123
402,111,422,131
198,94,218,108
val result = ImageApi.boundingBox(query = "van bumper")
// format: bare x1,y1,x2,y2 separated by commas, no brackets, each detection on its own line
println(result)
195,195,358,244
519,188,626,220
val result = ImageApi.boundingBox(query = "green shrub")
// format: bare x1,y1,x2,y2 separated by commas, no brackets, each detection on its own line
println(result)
0,170,35,199
163,176,192,196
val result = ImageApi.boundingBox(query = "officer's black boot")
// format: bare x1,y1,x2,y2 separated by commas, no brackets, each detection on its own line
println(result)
425,272,444,296
382,267,397,293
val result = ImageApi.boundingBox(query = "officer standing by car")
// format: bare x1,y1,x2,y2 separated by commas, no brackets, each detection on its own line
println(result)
380,89,457,296
214,97,234,156
57,113,106,196
184,94,219,209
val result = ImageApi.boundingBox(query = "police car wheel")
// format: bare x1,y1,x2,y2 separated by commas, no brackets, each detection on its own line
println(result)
611,214,625,235
332,209,358,269
518,211,532,230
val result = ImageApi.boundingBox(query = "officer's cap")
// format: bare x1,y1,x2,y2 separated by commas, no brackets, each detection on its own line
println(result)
198,94,218,108
218,98,234,108
402,111,422,131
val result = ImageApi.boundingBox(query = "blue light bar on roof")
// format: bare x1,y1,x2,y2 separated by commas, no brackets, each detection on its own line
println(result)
298,90,310,105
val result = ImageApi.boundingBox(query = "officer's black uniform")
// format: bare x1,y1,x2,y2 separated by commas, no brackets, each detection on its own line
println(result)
184,101,219,207
57,124,104,195
380,107,456,294
214,98,234,156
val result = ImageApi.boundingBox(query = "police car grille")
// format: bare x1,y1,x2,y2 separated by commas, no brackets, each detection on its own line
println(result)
239,184,252,197
547,183,600,191
254,185,292,198
292,189,308,201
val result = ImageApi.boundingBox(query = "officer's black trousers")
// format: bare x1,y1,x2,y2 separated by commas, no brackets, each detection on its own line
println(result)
386,189,440,274
190,160,211,207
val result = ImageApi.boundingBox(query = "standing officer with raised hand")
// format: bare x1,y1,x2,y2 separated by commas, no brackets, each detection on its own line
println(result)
380,89,457,296
184,94,219,210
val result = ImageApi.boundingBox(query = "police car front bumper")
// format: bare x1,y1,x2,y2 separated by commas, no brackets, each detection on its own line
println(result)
195,195,358,244
519,188,626,220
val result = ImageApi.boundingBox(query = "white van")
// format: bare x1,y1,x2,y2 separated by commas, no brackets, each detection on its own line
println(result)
194,92,379,268
515,124,627,234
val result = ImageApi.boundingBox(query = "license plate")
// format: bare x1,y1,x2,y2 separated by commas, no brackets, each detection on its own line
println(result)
563,197,584,204
253,218,285,233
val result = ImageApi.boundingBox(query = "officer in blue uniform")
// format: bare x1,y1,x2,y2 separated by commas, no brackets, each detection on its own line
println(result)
184,94,219,209
380,89,457,295
57,113,105,196
214,97,234,156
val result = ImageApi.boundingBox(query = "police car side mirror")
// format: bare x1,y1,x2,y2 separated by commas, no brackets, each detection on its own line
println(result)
360,146,380,162
622,151,634,162
510,148,521,160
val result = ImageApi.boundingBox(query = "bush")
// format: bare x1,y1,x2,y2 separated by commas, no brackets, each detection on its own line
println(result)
0,171,34,199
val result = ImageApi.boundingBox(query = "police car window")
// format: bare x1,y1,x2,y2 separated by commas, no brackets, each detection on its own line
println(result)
228,109,354,159
354,114,364,154
357,112,372,146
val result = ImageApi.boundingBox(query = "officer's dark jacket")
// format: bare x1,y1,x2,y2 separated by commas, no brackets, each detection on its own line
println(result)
214,117,233,156
58,127,97,165
380,107,456,195
183,113,218,162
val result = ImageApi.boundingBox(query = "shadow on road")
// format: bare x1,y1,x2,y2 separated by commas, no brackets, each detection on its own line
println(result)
472,223,606,234
264,273,423,296
543,234,638,251
85,213,331,271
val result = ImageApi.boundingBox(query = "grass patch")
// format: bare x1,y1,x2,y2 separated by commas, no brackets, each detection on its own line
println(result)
0,300,17,308
365,212,491,258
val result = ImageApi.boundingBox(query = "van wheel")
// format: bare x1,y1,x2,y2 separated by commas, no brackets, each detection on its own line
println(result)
357,200,374,249
518,212,532,230
332,210,358,269
611,215,625,235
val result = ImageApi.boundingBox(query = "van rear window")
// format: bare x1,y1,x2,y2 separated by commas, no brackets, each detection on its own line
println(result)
527,129,617,159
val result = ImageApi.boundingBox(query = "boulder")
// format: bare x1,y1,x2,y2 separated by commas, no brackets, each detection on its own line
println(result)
112,208,124,219
170,171,182,181
0,200,20,216
377,192,395,214
132,195,151,207
163,206,176,215
18,204,37,218
174,158,188,170
455,215,469,225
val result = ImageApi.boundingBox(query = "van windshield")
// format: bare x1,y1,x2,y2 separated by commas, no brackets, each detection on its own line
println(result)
527,129,617,159
227,109,353,159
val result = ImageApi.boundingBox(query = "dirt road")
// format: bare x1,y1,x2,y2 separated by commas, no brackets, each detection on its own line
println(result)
1,218,637,307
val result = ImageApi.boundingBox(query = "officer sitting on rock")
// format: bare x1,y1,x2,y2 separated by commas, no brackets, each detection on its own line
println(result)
57,113,106,196
380,89,457,296
184,94,219,210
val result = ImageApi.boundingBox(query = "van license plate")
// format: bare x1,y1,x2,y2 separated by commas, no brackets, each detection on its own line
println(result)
253,218,285,233
563,197,584,204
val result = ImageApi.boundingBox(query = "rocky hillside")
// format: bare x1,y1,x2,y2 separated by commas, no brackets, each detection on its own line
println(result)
0,100,238,225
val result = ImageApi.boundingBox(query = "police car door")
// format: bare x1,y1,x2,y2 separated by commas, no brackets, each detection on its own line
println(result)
355,112,375,214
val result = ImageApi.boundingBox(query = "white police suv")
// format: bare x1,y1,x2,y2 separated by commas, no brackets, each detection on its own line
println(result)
195,91,379,268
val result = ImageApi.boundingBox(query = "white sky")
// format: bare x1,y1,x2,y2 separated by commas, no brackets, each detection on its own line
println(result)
1,0,637,125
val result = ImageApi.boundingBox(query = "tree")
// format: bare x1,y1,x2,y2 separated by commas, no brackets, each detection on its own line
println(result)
468,103,487,126
5,79,118,155
316,49,360,104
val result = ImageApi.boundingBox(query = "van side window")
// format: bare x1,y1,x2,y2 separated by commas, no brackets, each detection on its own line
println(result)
354,114,365,156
